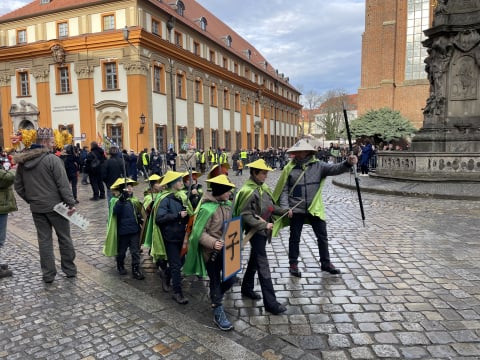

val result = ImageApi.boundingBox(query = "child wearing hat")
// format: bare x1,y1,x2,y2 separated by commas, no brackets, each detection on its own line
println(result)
103,177,145,280
234,159,291,315
155,171,190,304
183,174,237,331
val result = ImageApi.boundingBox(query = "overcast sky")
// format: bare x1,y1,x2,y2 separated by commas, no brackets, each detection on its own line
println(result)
1,0,366,97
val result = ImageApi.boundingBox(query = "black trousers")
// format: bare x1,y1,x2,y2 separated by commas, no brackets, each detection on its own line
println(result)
206,250,236,307
116,233,140,266
242,233,278,309
288,213,330,265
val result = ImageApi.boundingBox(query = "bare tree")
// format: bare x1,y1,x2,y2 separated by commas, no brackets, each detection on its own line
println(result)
315,89,350,140
300,90,322,135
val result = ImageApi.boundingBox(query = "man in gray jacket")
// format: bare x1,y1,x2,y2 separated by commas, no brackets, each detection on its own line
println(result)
14,128,77,283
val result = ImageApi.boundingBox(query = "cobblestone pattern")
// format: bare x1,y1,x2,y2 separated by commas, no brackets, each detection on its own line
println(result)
1,168,479,359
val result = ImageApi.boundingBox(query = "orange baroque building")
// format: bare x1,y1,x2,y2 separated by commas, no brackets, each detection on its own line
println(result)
0,0,301,152
358,0,436,128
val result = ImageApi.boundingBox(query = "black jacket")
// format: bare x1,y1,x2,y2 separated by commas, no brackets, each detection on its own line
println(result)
155,193,188,242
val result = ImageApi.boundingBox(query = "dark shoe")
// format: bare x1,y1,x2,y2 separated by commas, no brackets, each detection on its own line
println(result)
265,303,287,315
117,263,127,276
213,305,233,331
289,264,301,277
132,265,145,280
66,273,77,278
241,288,262,300
172,292,188,305
81,181,88,185
43,277,55,283
0,268,13,278
159,270,171,292
74,199,80,204
321,262,341,275
0,264,8,270
99,195,106,199
89,197,99,201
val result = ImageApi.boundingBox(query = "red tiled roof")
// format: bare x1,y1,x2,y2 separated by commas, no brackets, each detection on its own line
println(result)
0,0,296,91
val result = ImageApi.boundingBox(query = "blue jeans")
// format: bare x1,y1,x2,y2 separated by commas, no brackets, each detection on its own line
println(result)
0,214,7,247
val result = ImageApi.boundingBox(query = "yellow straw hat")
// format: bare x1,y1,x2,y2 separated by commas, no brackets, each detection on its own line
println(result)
110,177,138,190
205,174,235,187
148,174,162,181
246,159,273,171
159,171,185,187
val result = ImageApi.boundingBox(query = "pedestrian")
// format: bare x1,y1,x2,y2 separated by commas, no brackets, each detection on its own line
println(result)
128,150,138,181
149,150,163,176
103,177,145,280
86,141,106,201
359,139,373,176
166,148,178,171
14,128,77,283
183,145,197,171
234,159,291,314
272,139,358,277
0,163,17,278
61,144,81,204
102,145,125,204
80,146,89,185
155,171,189,304
183,174,237,330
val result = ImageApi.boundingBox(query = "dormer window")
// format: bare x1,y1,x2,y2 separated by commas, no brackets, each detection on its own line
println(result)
40,0,51,4
170,1,185,16
199,17,207,31
243,49,251,60
224,35,232,47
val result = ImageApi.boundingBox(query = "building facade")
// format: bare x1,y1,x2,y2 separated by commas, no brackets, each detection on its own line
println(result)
0,0,301,152
358,0,435,128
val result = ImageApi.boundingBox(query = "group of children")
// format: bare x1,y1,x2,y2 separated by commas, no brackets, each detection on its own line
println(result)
103,158,291,331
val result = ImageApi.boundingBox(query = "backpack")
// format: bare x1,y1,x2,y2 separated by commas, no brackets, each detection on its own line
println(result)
91,152,101,169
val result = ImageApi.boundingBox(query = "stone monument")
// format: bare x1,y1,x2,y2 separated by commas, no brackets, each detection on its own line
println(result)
376,0,480,181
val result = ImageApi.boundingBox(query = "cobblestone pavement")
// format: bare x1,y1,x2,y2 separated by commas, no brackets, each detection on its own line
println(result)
1,168,479,359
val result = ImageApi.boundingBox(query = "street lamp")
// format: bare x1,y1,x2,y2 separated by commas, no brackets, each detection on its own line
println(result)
137,113,146,152
168,59,176,151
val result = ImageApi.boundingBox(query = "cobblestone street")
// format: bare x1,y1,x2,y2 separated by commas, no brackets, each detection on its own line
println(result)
1,169,479,359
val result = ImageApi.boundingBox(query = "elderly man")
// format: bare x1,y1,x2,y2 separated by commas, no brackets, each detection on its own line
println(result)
14,128,77,283
273,139,358,277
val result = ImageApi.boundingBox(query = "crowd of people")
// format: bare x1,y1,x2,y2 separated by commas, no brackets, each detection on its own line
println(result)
1,129,362,331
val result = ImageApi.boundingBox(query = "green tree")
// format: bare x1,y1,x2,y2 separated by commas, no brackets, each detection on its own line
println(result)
347,108,417,144
314,89,350,140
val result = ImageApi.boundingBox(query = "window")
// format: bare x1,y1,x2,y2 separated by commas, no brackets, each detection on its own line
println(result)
57,65,71,94
245,68,250,81
153,64,165,93
175,1,185,16
225,35,232,47
224,130,231,151
17,71,30,96
254,100,259,116
103,61,118,90
236,132,241,150
211,129,218,150
156,125,167,152
193,41,200,56
176,73,186,99
222,57,228,69
209,50,215,64
223,88,230,109
195,128,204,151
57,22,68,38
195,79,203,103
199,17,207,31
174,31,183,47
17,29,27,44
234,63,238,75
107,124,123,149
210,84,217,107
102,14,115,31
178,127,188,149
405,0,429,80
152,19,160,36
234,93,240,112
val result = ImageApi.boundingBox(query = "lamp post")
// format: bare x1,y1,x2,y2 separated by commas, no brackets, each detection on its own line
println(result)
136,113,146,152
166,17,176,152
